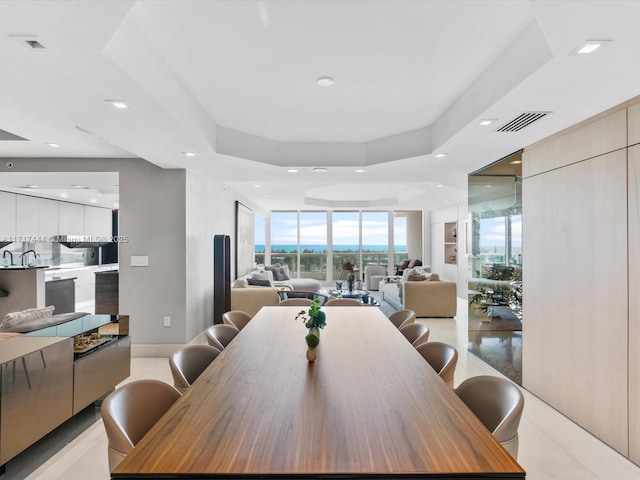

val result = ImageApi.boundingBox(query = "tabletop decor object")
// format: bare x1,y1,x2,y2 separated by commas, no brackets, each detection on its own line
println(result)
295,298,326,362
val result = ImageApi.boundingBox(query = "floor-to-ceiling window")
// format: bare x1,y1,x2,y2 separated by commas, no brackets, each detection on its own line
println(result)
270,211,298,276
361,211,389,268
299,211,327,280
254,213,265,266
268,210,419,283
332,211,360,281
393,214,408,266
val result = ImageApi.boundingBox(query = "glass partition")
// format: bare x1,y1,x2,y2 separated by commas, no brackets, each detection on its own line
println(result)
467,152,523,384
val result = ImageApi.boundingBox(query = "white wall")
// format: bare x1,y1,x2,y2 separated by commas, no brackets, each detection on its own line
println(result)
183,176,259,341
429,202,468,297
406,210,423,261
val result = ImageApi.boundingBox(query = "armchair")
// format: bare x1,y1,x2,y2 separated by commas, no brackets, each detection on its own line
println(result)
364,265,388,290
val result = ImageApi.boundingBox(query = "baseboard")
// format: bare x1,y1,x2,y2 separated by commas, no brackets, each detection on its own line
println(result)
131,333,209,358
131,344,184,358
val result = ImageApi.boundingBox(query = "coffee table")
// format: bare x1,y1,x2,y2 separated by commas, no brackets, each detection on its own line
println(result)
328,289,380,306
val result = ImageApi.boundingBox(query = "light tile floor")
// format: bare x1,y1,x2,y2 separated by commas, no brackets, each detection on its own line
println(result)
6,298,640,479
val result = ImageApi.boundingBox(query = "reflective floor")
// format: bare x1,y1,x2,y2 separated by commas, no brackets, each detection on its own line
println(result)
4,298,639,480
468,299,522,384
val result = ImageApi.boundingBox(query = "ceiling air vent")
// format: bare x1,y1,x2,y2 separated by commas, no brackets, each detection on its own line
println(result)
496,112,551,132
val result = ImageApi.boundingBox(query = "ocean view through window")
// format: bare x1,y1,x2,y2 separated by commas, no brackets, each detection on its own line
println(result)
260,210,409,282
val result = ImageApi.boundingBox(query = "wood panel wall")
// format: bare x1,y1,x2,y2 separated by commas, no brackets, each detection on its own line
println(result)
522,98,640,463
523,109,627,177
629,102,640,147
628,144,640,464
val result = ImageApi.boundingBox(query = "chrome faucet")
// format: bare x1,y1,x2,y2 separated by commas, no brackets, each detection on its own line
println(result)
21,250,36,267
2,250,13,266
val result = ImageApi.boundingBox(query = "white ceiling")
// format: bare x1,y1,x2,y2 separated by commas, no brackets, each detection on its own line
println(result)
0,1,639,211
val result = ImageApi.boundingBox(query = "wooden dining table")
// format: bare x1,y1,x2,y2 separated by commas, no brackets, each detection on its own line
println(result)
112,306,525,479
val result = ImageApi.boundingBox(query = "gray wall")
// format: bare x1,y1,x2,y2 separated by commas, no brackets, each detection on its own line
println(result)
1,157,213,346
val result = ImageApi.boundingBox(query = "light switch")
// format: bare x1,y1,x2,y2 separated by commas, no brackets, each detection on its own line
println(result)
131,255,149,267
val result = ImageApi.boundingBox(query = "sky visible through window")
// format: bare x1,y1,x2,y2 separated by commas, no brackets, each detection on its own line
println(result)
257,211,407,253
480,215,522,249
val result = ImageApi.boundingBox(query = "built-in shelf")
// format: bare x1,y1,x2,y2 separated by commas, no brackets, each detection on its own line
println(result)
444,221,457,265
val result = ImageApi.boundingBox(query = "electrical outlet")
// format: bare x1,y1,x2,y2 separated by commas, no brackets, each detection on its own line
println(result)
163,316,171,327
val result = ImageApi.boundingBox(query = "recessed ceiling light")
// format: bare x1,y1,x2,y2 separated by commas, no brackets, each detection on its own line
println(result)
90,199,98,203
287,169,299,173
435,153,448,158
437,184,444,188
106,100,128,109
183,152,196,157
570,39,612,56
479,119,496,126
253,184,261,188
316,76,334,87
59,192,69,198
355,169,366,173
46,143,60,147
510,160,522,165
485,185,493,188
114,203,120,208
313,167,328,174
70,184,90,189
16,184,38,189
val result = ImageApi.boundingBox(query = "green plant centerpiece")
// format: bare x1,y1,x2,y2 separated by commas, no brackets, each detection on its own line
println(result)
295,298,325,362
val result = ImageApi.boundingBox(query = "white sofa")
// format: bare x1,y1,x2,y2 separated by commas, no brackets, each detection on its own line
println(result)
230,268,322,316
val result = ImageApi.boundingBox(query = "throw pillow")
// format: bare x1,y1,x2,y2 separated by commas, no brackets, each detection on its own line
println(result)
0,306,55,332
407,274,426,281
247,278,271,287
281,265,291,279
273,267,288,281
232,278,248,288
266,264,291,281
401,268,414,282
427,273,440,281
398,259,410,268
250,271,274,286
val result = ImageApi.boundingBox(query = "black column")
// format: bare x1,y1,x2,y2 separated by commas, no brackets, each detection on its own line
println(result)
213,234,231,325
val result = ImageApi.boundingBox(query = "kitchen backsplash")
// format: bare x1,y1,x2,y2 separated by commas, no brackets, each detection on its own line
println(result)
0,242,106,267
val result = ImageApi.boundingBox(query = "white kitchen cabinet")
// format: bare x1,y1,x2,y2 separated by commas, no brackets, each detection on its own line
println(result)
15,195,40,238
84,206,112,238
0,192,16,240
38,198,59,238
58,202,85,236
